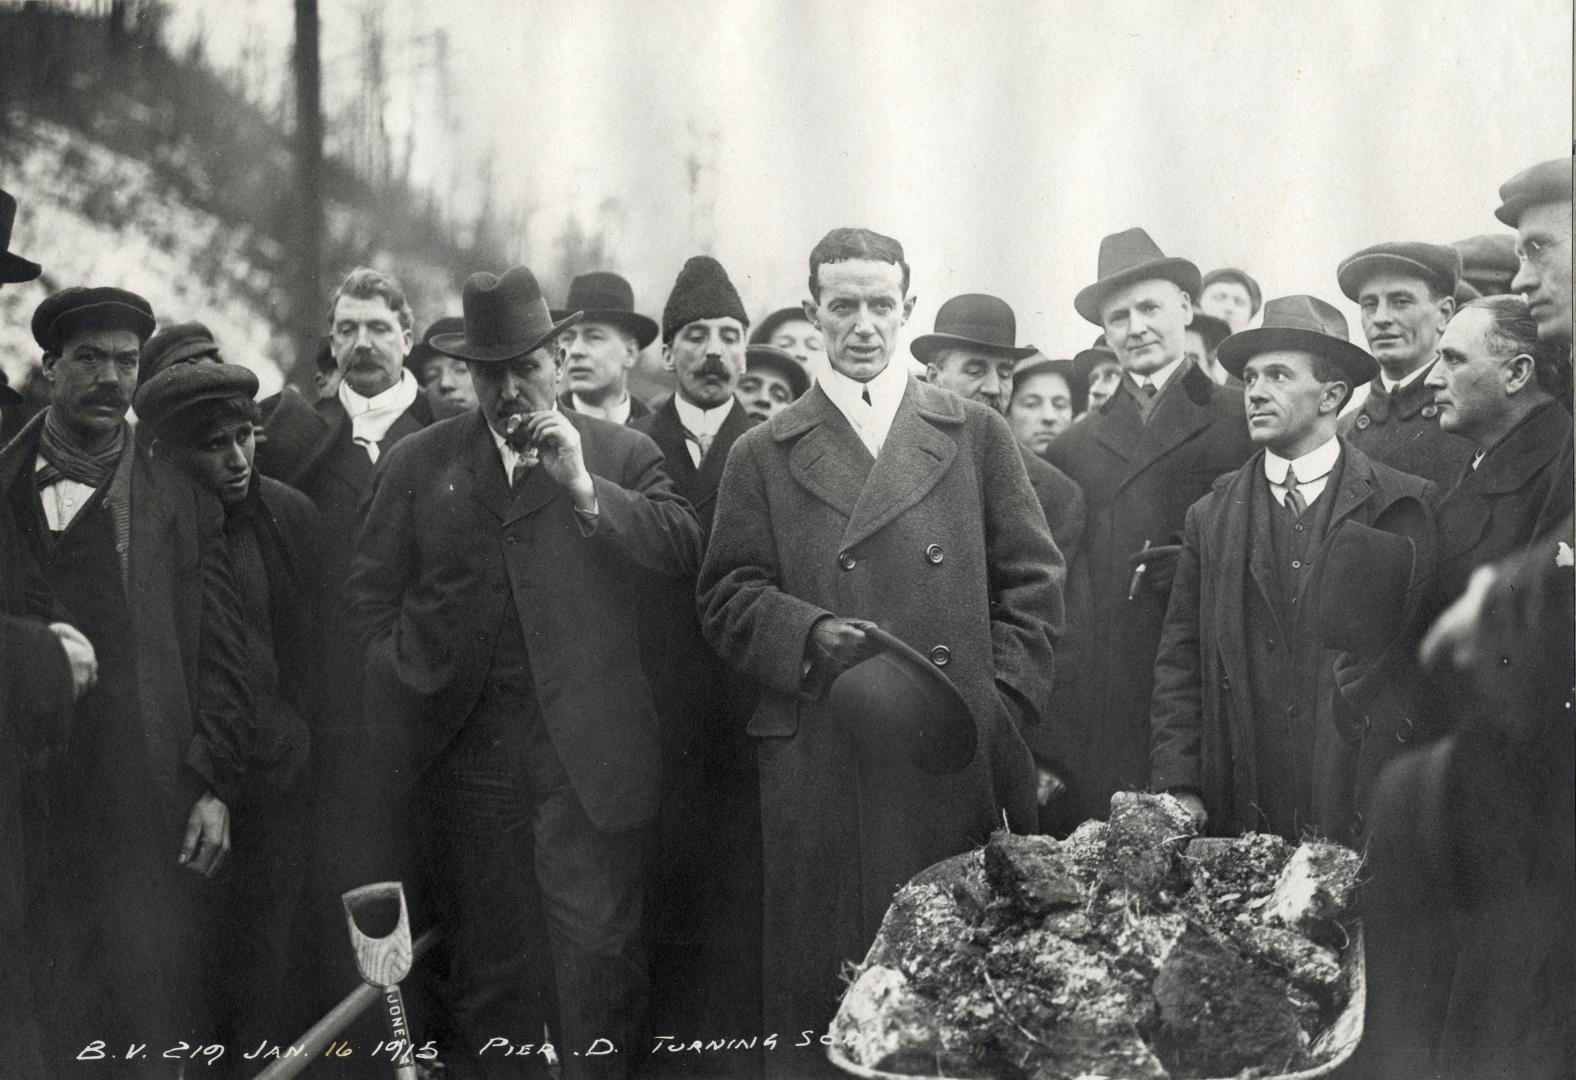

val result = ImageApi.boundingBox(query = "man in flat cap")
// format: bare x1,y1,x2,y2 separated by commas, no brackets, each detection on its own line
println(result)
136,361,323,1067
1497,155,1573,346
1043,227,1253,822
1151,296,1436,841
408,315,478,411
738,342,809,422
1199,266,1262,334
555,271,656,425
349,265,701,1080
1072,334,1123,415
1336,241,1476,486
0,284,253,1072
699,228,1063,1076
1452,234,1520,299
1007,353,1086,450
752,305,827,383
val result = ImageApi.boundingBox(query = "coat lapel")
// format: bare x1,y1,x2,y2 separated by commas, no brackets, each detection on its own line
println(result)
842,380,959,550
690,401,755,511
1208,462,1262,790
782,386,874,521
648,398,699,496
1092,388,1142,464
462,412,517,523
1119,364,1214,491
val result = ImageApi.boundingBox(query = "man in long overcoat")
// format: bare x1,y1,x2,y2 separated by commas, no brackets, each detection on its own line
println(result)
698,228,1063,1077
1043,228,1253,820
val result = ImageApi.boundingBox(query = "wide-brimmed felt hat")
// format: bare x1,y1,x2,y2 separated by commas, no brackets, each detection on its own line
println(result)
431,267,580,363
1452,234,1520,297
1012,353,1089,415
662,256,749,344
750,306,813,347
134,360,260,442
1074,228,1201,325
407,316,465,372
910,293,1036,363
1188,312,1232,353
551,272,658,349
0,189,41,285
32,286,156,353
1337,241,1461,302
139,321,222,386
744,343,810,400
1494,156,1573,227
828,626,977,775
1217,295,1378,389
1200,267,1263,314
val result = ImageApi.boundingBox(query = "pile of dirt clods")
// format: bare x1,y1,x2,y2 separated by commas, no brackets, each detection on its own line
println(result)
830,793,1362,1080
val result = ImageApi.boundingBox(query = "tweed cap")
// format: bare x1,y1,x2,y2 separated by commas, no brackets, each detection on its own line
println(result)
134,360,259,442
662,256,749,344
138,321,222,386
1337,242,1461,301
32,286,156,353
1495,157,1573,227
744,343,810,400
1452,234,1520,297
1200,267,1263,315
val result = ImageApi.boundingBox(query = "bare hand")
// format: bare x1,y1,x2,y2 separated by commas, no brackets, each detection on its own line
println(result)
1170,790,1208,832
809,617,879,672
1127,544,1182,595
179,791,231,877
1036,766,1068,807
522,410,591,496
48,622,98,701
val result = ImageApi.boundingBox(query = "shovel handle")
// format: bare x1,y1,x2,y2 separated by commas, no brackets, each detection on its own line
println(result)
378,983,419,1080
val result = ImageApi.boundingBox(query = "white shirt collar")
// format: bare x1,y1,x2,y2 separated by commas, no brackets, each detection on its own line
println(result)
673,393,734,438
1131,354,1185,393
573,390,631,425
339,367,419,416
818,357,909,457
1380,360,1432,395
1264,435,1341,485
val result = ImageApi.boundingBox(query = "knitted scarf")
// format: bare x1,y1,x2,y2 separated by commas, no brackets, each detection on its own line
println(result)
35,408,126,489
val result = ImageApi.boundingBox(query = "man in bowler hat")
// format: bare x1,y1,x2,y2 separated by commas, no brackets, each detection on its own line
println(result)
1149,295,1436,841
349,265,701,1080
1043,227,1254,821
554,271,657,424
699,228,1063,1076
1497,155,1573,346
1335,240,1476,486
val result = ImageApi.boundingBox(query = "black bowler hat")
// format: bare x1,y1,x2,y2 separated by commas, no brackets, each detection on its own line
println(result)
139,321,222,386
552,272,658,349
0,189,41,285
1075,228,1201,325
1217,295,1378,398
750,306,812,347
134,360,260,443
1337,242,1461,301
910,293,1036,363
745,343,810,400
431,267,580,363
1494,156,1573,227
32,286,156,354
407,316,465,373
828,626,977,775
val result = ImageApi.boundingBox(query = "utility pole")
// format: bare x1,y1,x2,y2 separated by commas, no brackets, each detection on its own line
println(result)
291,0,324,390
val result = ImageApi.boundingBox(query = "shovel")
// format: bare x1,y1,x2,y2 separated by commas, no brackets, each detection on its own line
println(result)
342,881,421,1080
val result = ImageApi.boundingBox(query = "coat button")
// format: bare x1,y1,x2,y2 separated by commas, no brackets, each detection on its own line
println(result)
1265,638,1276,651
929,645,951,667
925,543,944,564
1287,704,1299,719
1291,560,1302,569
1395,717,1416,745
1355,413,1372,430
838,552,856,570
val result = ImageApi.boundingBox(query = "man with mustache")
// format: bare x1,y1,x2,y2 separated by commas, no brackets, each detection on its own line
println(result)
553,271,656,425
1150,295,1435,840
1336,241,1476,486
0,284,253,1075
349,265,701,1079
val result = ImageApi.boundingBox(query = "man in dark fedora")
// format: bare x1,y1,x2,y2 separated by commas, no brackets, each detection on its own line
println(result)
1150,295,1436,842
1043,227,1253,822
699,228,1063,1077
349,265,701,1080
1498,155,1572,346
1199,266,1262,334
0,187,45,441
1336,240,1476,486
408,315,478,411
0,284,253,1073
737,342,809,422
554,271,656,424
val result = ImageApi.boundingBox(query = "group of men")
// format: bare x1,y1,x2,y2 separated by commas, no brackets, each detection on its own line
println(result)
0,149,1570,1080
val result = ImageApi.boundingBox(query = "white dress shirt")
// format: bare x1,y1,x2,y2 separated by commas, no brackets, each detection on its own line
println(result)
1380,361,1432,396
572,391,632,425
339,368,420,463
1264,436,1341,509
673,394,736,467
34,460,94,532
818,356,909,459
1131,354,1186,396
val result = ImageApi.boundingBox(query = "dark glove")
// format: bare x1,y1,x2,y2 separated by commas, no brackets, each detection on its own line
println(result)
1127,544,1182,596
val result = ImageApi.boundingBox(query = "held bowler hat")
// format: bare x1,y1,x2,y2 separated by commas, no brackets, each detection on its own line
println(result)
828,626,977,775
1494,156,1573,227
1012,353,1089,415
138,321,222,386
0,189,41,285
406,316,465,373
134,360,260,442
1216,294,1378,390
1200,267,1263,315
662,256,749,344
1074,228,1201,325
1336,241,1461,301
909,293,1036,363
745,343,810,400
431,267,580,363
1317,500,1435,661
552,272,658,349
32,286,156,354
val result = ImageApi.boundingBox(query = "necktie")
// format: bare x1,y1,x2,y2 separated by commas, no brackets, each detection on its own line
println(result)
861,386,873,406
511,455,531,490
354,437,379,464
695,431,714,458
1142,382,1158,399
1283,466,1306,517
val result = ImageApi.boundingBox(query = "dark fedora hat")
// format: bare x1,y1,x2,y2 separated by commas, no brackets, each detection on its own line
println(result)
745,343,810,400
552,271,658,349
1012,352,1089,415
1217,295,1378,390
1337,241,1461,302
0,189,41,285
910,293,1036,363
406,315,465,373
828,626,977,775
138,320,222,386
750,306,813,347
32,286,156,354
1317,500,1434,660
1188,312,1232,353
1494,156,1573,227
1075,228,1201,325
431,266,580,363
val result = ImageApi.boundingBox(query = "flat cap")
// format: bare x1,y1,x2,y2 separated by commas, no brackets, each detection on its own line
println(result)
1201,267,1262,314
32,286,156,354
1495,157,1573,227
134,361,259,441
745,343,810,400
139,321,221,385
1337,242,1461,301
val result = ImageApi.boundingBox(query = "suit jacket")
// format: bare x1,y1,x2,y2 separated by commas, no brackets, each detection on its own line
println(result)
347,409,703,832
1339,361,1477,487
1043,360,1255,818
1150,441,1436,841
559,390,651,425
631,395,757,536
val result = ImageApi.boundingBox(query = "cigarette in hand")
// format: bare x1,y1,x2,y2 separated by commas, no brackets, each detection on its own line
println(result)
1127,540,1151,601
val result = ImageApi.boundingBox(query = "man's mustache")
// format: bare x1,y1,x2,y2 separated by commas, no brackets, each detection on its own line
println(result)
695,359,731,380
83,388,127,407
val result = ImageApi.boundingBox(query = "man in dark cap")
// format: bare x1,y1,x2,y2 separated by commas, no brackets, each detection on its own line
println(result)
1151,295,1436,841
349,264,701,1080
0,284,252,1073
1336,241,1476,486
699,228,1063,1077
751,305,826,382
408,315,477,411
554,271,656,425
137,320,222,386
1452,233,1520,298
1497,156,1573,346
737,343,809,422
1199,266,1262,333
1043,227,1253,821
135,361,322,1072
1072,335,1123,415
1185,310,1235,386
